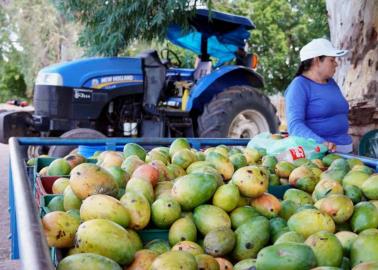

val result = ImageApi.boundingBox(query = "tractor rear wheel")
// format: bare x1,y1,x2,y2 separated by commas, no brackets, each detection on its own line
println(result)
197,86,279,138
48,128,107,157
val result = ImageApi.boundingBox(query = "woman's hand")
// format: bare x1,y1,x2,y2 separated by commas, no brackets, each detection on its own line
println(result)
324,141,336,152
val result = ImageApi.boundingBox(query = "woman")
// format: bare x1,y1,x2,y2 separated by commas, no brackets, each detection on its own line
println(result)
285,38,353,153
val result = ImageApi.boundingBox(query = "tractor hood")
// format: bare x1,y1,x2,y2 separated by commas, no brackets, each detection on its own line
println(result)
167,8,255,65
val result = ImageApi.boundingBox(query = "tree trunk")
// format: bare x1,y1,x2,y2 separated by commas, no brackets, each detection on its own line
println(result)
326,0,378,152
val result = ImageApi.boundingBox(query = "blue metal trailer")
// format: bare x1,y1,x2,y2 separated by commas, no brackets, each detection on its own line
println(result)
8,137,378,270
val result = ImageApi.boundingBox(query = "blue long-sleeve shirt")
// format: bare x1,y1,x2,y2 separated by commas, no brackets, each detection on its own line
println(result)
284,75,352,145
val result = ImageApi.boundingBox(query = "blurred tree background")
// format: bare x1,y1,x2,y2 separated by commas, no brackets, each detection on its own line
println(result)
0,0,329,103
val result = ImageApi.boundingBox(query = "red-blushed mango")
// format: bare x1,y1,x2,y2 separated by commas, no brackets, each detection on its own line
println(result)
64,153,86,169
251,193,281,218
131,164,160,187
69,163,118,200
126,249,158,270
318,194,354,224
231,165,268,198
42,211,80,248
352,261,378,270
150,160,171,182
215,257,233,270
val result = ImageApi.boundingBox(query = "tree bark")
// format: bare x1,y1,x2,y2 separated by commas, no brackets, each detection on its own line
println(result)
326,0,378,152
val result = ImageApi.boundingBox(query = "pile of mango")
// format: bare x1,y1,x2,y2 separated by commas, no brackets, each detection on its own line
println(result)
38,138,378,270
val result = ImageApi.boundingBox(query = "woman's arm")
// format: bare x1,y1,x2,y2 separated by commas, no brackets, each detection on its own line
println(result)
285,81,325,143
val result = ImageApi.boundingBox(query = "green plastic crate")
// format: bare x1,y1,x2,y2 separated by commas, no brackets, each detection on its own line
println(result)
138,229,169,244
268,185,292,199
39,194,64,217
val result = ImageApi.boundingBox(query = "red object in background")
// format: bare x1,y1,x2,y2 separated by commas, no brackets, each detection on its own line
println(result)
6,99,29,107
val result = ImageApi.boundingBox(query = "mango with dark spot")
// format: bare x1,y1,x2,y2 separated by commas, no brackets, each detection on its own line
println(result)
232,216,270,260
120,191,150,230
206,151,234,180
151,197,181,228
251,193,281,218
169,216,197,246
304,230,343,267
42,211,80,248
231,165,268,198
172,240,204,256
204,227,235,257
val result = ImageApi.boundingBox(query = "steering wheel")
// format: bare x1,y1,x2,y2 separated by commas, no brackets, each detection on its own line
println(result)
160,48,182,67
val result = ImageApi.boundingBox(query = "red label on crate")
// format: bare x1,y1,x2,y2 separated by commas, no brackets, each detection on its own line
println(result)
289,146,306,160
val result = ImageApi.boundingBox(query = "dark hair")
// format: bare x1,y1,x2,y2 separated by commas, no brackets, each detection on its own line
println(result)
294,55,326,78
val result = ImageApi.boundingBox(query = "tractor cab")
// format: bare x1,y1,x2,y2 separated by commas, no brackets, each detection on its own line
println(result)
146,8,259,112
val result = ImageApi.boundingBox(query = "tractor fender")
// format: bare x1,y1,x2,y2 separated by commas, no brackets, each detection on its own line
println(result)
185,65,264,111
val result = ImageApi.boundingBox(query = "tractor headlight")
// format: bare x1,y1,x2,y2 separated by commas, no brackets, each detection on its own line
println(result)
35,72,63,86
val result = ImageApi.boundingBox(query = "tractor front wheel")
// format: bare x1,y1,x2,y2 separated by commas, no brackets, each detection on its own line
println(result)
48,128,107,157
197,86,279,138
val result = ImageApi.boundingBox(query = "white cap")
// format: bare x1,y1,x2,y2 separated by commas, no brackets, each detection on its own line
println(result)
299,38,348,62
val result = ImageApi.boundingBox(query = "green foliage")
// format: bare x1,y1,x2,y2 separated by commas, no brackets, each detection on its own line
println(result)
214,0,329,93
0,7,27,102
52,0,328,94
53,0,203,57
0,62,27,103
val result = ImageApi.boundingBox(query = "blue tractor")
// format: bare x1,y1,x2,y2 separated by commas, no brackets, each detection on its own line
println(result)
0,9,279,156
